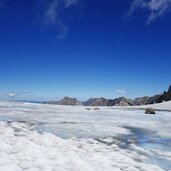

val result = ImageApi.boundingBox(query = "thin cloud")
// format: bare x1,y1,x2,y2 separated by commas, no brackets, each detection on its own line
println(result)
1,90,30,98
115,89,128,96
41,0,81,39
0,0,82,39
127,0,171,24
44,0,59,26
64,0,79,8
6,92,17,98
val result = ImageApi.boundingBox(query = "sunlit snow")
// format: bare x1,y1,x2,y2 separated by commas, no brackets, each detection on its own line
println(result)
0,101,171,171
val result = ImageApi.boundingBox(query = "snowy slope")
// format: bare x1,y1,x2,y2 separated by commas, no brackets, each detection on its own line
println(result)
0,101,170,171
130,100,171,111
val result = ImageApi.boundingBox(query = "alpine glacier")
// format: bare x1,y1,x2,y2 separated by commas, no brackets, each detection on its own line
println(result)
0,101,171,171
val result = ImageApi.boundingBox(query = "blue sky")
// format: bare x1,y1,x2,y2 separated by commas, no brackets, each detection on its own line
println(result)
0,0,171,101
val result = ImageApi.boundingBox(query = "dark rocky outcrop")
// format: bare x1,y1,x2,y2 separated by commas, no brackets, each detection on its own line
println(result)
145,108,156,114
94,108,100,110
134,96,150,106
83,98,98,106
47,85,171,107
113,97,135,106
157,86,171,103
91,98,111,106
59,97,82,106
59,97,81,106
83,85,171,106
146,94,162,104
134,94,162,106
84,97,135,106
48,97,82,106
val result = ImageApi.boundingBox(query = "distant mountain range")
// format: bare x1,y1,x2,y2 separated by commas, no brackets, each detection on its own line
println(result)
47,85,171,106
47,97,82,106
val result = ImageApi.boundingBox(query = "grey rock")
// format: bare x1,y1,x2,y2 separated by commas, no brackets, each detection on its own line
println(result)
158,85,171,103
59,97,82,106
147,94,162,104
83,98,98,106
134,96,150,106
113,97,135,106
94,108,100,110
145,108,156,114
47,85,171,107
91,98,111,106
48,97,82,106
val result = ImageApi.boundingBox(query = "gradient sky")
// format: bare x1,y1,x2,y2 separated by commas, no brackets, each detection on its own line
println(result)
0,0,171,101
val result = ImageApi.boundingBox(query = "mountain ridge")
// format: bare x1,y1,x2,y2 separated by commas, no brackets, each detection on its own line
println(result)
47,85,171,106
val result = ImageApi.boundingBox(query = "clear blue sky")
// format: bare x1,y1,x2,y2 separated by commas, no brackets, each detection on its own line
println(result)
0,0,171,101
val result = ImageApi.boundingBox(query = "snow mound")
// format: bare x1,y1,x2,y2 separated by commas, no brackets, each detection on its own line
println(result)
0,122,167,171
143,101,171,111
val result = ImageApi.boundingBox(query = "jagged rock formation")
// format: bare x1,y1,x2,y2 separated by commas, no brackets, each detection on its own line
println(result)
146,94,162,104
47,85,171,106
134,94,162,106
83,98,98,106
84,97,134,106
158,85,171,103
59,97,82,106
83,96,162,107
83,85,171,106
91,98,111,106
48,97,82,106
134,96,150,106
113,97,135,106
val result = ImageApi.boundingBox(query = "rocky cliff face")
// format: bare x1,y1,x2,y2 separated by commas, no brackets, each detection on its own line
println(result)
83,98,98,106
59,97,82,106
48,85,171,106
91,98,111,106
48,97,82,106
133,94,162,106
158,86,171,103
113,97,135,106
84,97,134,106
83,85,171,106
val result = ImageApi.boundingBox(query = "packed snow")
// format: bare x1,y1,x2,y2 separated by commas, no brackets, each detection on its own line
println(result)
129,100,171,111
0,100,171,171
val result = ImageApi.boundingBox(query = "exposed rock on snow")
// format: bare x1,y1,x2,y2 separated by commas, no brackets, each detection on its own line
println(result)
81,85,171,106
59,96,82,106
131,100,171,111
158,85,171,103
47,96,82,106
145,108,156,114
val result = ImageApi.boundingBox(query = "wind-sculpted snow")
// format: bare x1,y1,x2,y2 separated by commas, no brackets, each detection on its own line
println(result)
0,101,171,171
0,122,169,171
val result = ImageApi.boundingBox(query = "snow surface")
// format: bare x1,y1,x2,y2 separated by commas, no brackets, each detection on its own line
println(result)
129,101,171,111
0,101,171,171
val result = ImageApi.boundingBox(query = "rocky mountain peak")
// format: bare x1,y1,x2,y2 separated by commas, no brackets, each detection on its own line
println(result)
168,85,171,94
47,85,171,106
59,97,82,106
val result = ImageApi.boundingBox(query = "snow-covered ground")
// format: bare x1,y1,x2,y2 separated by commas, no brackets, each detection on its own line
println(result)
130,101,171,111
0,101,171,171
